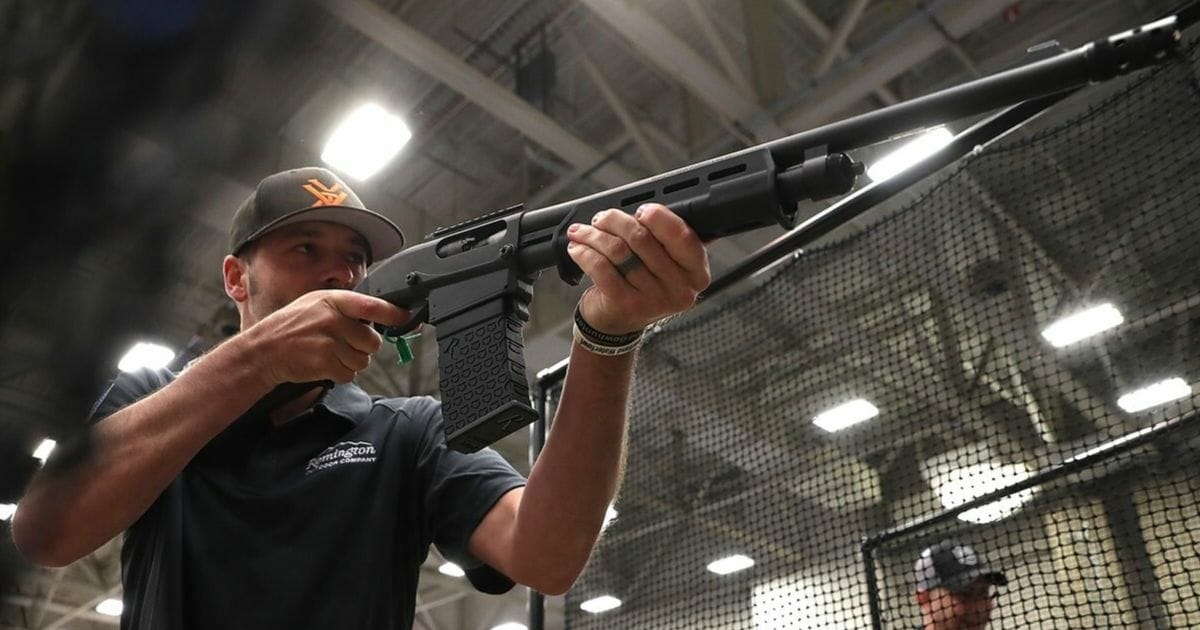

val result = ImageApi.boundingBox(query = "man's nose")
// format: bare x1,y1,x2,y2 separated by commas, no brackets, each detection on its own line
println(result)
322,263,359,289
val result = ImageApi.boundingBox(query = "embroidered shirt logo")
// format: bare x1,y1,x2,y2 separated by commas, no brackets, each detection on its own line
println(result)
301,178,348,207
305,441,377,475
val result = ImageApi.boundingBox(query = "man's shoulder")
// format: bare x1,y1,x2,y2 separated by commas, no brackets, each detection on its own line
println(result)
369,394,442,421
361,395,445,448
119,366,178,389
89,367,177,421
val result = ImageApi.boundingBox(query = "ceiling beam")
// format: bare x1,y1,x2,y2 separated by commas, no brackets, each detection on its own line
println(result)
2,593,119,627
28,568,67,629
739,0,788,105
577,50,665,172
415,591,469,614
413,592,445,630
321,0,637,189
578,0,785,141
778,0,898,105
41,584,121,630
811,0,870,78
522,116,690,211
682,0,755,96
781,0,1015,131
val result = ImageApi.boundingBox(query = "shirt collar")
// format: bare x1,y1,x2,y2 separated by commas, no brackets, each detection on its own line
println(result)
315,381,374,425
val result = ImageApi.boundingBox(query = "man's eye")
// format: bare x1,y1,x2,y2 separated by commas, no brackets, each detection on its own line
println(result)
348,253,367,265
294,243,313,253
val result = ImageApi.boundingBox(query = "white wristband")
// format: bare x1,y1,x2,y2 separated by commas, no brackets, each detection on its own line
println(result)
573,323,643,356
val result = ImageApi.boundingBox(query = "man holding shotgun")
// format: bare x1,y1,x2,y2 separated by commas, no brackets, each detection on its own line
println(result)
13,166,709,630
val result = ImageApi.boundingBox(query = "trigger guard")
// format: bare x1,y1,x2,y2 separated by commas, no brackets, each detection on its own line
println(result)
377,303,429,338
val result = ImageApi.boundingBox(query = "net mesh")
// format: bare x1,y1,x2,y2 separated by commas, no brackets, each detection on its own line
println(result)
563,36,1200,630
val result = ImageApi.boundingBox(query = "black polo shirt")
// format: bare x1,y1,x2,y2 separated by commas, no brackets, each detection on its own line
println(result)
90,367,527,630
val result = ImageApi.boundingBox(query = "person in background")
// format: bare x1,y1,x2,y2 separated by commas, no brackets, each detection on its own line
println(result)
914,539,1008,630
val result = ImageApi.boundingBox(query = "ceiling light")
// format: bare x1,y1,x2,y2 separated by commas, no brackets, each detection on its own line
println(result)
867,127,954,182
321,103,412,180
580,595,622,614
437,562,465,577
707,554,755,575
936,462,1036,524
95,598,124,616
813,399,879,433
1118,377,1192,413
1041,303,1124,347
118,342,176,373
491,624,527,630
0,504,15,521
32,439,56,463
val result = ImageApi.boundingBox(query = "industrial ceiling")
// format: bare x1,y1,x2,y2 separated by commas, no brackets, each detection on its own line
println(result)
0,0,1184,627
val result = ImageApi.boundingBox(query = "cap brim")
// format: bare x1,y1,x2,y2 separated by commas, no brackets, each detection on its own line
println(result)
241,205,405,263
946,567,1008,592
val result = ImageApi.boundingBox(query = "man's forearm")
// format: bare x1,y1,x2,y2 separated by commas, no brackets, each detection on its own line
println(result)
12,333,274,566
508,343,634,592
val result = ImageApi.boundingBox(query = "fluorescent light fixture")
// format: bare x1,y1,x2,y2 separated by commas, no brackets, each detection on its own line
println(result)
118,342,176,373
867,127,954,182
707,554,756,575
813,399,879,433
0,504,15,521
437,562,465,577
580,595,622,614
1118,377,1192,413
32,439,56,463
1041,303,1124,347
321,103,412,180
491,624,527,630
937,462,1036,524
602,505,618,531
95,598,124,616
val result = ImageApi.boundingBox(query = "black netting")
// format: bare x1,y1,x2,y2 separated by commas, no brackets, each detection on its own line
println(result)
563,37,1200,630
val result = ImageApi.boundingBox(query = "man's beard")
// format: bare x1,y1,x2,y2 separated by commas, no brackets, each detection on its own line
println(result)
954,612,990,630
245,271,299,323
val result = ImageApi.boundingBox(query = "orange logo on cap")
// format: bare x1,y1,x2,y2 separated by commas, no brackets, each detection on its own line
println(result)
302,179,348,207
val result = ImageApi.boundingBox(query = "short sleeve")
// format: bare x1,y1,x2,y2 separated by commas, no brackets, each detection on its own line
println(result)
85,368,184,629
408,398,527,594
89,368,175,423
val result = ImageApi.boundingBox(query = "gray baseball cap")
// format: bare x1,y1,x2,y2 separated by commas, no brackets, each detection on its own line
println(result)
228,167,405,264
914,540,1008,593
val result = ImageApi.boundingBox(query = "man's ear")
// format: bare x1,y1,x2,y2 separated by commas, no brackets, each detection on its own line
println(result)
916,589,931,606
223,255,249,303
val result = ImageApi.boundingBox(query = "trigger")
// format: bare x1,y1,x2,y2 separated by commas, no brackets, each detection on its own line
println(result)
375,302,429,338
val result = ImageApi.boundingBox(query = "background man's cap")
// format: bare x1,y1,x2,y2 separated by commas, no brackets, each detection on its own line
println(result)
228,166,405,263
914,540,1008,593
